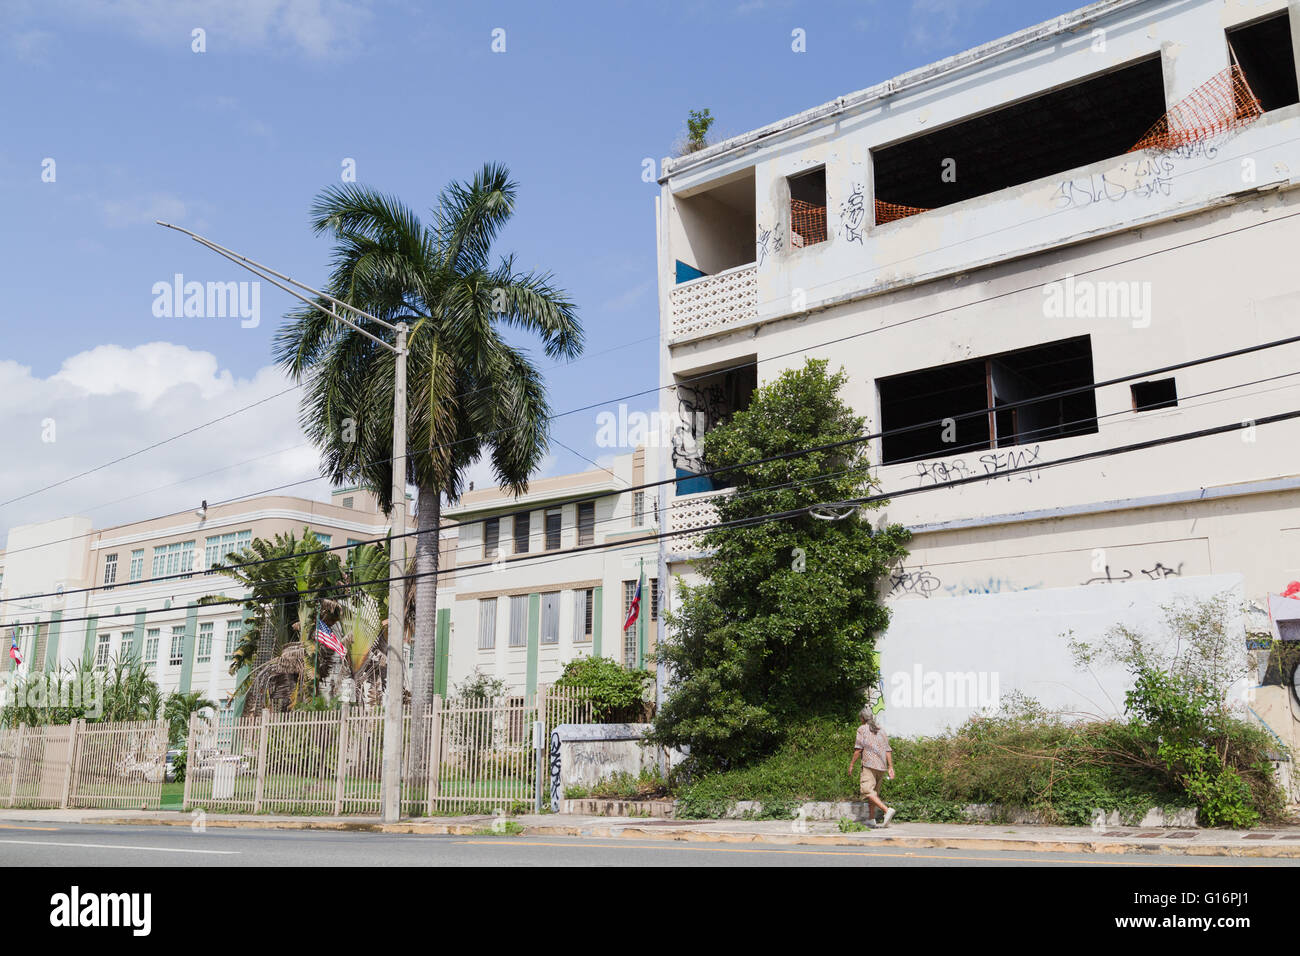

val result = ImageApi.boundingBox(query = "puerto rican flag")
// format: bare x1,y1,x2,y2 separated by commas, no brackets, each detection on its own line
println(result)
8,633,22,666
315,619,347,656
623,579,642,632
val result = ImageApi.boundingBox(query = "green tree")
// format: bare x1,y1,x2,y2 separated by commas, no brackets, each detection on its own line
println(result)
164,690,215,746
273,165,582,744
649,359,909,770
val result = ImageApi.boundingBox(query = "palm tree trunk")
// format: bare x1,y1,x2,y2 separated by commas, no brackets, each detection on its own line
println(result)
408,484,441,772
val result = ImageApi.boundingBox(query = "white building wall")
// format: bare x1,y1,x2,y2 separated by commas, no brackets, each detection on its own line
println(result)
655,0,1300,745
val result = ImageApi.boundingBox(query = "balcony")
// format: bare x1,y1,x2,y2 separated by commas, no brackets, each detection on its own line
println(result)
668,263,758,341
666,490,725,558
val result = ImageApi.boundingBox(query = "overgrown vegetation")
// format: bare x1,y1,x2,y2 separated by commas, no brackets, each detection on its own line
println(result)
553,656,653,722
649,359,910,771
1071,591,1288,828
590,767,668,801
679,108,715,154
669,595,1289,828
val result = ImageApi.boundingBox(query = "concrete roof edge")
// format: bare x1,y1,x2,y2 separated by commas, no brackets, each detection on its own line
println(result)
659,0,1152,182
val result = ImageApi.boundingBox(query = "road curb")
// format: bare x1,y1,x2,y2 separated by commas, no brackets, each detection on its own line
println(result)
53,813,1300,857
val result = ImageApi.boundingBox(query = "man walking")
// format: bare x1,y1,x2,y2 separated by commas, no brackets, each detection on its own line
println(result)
849,707,896,827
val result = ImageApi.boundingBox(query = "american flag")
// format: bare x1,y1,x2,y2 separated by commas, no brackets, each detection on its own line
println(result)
8,633,22,666
315,619,347,656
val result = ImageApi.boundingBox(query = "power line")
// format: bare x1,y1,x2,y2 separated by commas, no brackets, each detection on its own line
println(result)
7,193,1299,561
0,384,303,510
6,330,1299,601
19,402,1300,633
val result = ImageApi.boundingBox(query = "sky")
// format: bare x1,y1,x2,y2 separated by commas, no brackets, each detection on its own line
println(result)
0,0,1083,541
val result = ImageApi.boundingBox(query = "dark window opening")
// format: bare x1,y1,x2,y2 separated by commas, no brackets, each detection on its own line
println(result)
871,57,1167,218
878,336,1099,465
545,508,562,550
1229,13,1300,112
789,167,827,247
673,362,758,494
483,517,500,559
513,510,530,554
577,501,595,546
1131,378,1178,412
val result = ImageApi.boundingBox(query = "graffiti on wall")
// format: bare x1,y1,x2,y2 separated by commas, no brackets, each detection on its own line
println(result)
672,381,732,474
1080,561,1183,586
888,565,1040,599
888,566,943,599
549,730,562,810
840,182,866,244
1052,142,1219,212
912,444,1045,488
756,221,785,266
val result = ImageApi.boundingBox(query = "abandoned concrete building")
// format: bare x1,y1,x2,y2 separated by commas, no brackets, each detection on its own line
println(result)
654,0,1300,762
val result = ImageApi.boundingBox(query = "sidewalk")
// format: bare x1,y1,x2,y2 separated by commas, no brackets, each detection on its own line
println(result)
3,808,1299,857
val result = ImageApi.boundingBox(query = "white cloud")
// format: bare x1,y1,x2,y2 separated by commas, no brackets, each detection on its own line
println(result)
17,0,372,59
0,341,573,543
0,343,325,542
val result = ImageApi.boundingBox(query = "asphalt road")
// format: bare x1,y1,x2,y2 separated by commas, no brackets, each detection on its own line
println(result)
0,822,1293,866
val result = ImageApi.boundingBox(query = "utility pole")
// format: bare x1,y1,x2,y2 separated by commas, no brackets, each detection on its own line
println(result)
380,321,408,822
155,221,410,823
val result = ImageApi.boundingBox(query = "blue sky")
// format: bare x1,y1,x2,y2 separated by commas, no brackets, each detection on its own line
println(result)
0,0,1080,537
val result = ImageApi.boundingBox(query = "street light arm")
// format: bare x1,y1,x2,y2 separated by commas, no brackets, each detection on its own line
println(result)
155,220,404,344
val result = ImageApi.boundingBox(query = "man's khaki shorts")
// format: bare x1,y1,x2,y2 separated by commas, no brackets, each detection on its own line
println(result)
859,767,884,799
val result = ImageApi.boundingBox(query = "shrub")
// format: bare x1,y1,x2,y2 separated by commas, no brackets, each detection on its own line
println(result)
553,656,652,722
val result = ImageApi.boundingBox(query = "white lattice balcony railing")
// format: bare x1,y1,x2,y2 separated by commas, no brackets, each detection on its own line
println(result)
667,491,727,557
669,263,758,340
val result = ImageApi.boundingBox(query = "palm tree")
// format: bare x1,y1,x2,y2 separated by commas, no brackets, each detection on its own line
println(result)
164,691,215,746
202,529,344,687
273,164,583,751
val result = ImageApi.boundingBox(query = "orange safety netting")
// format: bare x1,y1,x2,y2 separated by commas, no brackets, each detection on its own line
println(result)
1128,64,1262,152
874,199,929,224
790,198,828,246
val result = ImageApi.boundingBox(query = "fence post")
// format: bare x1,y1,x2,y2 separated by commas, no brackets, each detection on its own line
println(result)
334,704,350,817
7,725,24,808
532,719,545,814
59,718,81,810
252,708,270,814
182,713,197,811
424,696,441,817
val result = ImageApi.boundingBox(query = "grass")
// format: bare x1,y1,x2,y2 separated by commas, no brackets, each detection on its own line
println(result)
670,714,1214,824
182,771,534,817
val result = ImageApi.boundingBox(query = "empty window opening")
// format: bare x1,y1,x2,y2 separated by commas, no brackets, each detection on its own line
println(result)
1228,12,1300,112
483,516,500,560
878,336,1099,465
577,501,595,546
871,57,1166,220
673,361,758,494
1131,378,1178,412
513,511,530,554
545,507,562,550
672,167,756,281
788,167,827,247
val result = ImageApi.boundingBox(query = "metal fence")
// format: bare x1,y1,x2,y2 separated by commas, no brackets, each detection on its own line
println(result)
0,718,168,810
184,685,595,817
